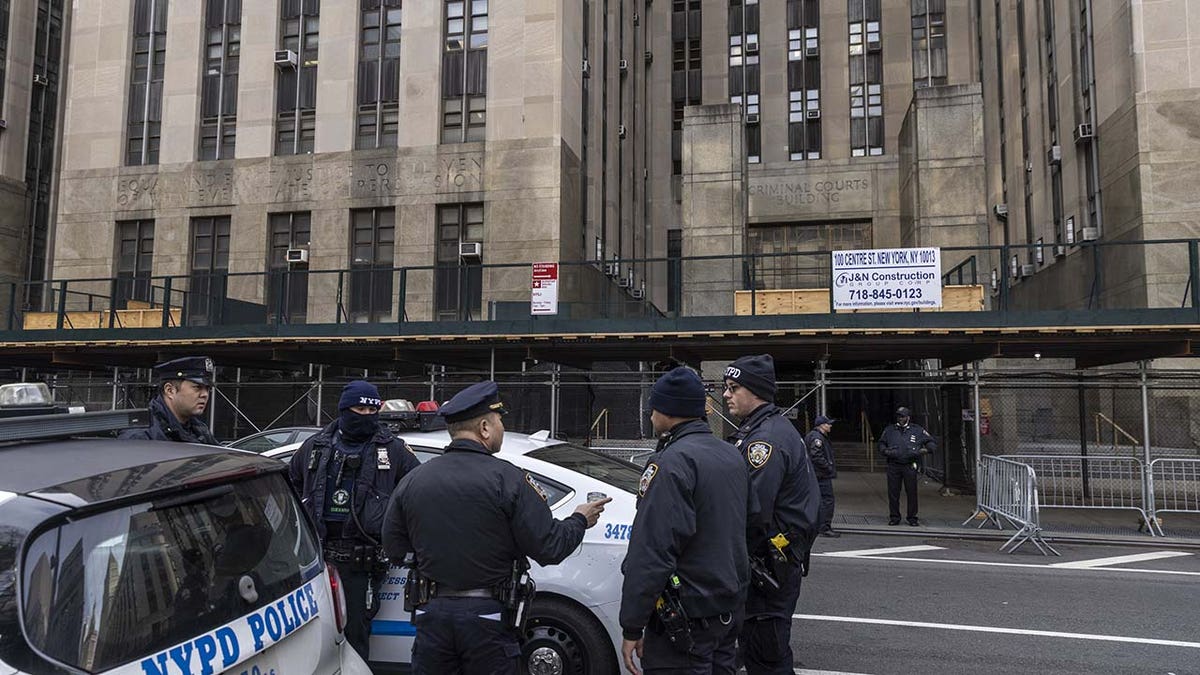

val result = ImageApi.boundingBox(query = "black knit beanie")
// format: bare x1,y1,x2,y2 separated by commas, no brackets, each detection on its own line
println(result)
724,354,777,403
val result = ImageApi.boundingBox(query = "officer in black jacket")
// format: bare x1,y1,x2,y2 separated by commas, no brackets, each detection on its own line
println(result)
288,380,421,660
621,367,750,675
805,416,838,537
723,355,820,675
877,406,938,526
119,356,219,445
382,381,609,674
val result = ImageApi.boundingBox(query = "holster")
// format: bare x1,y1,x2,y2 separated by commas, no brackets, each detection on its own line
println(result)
403,566,435,613
652,574,694,653
494,560,536,633
324,541,386,573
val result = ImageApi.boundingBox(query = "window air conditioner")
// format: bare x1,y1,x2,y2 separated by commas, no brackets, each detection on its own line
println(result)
805,46,819,57
1073,123,1094,144
644,50,654,65
604,262,620,278
1047,144,1062,165
746,113,760,124
0,119,7,130
867,39,881,52
32,73,48,86
746,40,759,54
617,276,632,288
1080,227,1099,241
629,288,645,300
619,59,629,73
618,124,627,139
993,203,1009,219
806,110,821,120
1054,244,1067,258
582,59,591,77
274,49,298,69
1020,264,1035,278
285,248,309,264
459,241,482,261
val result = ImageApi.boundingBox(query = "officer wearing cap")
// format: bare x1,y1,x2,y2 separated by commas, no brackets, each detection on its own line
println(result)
722,354,820,675
806,416,839,537
382,381,610,674
119,356,218,445
878,406,938,526
620,367,750,675
288,380,420,660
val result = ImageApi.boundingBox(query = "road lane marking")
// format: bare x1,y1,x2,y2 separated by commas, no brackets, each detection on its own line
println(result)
822,544,945,557
812,553,1200,577
791,614,1200,649
796,670,873,675
1050,551,1193,569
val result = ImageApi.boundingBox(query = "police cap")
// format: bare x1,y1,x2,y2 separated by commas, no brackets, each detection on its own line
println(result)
815,415,836,426
896,406,911,417
439,381,508,423
154,356,215,387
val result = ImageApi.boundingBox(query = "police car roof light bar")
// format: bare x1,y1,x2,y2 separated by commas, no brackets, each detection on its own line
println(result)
0,409,150,443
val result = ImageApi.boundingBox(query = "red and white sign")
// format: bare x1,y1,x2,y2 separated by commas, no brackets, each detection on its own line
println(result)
531,262,559,315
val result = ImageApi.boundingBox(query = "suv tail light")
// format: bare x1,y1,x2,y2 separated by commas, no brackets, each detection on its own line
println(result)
328,563,348,634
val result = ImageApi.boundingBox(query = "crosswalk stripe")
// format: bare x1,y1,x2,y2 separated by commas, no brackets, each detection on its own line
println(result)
822,544,945,558
1049,551,1193,569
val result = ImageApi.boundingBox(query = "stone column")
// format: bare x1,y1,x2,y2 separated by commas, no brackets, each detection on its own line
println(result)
680,104,746,317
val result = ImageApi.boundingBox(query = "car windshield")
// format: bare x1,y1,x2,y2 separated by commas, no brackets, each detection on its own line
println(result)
526,444,642,495
21,473,321,673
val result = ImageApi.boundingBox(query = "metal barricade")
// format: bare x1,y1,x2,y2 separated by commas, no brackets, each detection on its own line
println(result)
1004,454,1162,536
1150,458,1200,532
965,455,1059,555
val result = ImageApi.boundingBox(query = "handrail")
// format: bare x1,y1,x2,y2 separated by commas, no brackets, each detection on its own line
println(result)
861,409,876,472
1094,412,1139,449
589,408,609,441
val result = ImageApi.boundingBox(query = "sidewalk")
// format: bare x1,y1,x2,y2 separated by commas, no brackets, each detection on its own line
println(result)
829,470,1200,546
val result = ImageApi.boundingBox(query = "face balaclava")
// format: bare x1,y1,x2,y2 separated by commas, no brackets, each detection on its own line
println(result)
338,380,382,443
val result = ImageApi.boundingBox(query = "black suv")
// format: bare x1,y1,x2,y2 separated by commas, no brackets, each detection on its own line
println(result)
0,410,370,675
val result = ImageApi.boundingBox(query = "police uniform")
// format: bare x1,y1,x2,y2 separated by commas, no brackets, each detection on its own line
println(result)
724,355,820,675
620,368,751,674
877,407,938,525
805,416,837,536
118,356,218,445
288,380,420,660
382,381,588,675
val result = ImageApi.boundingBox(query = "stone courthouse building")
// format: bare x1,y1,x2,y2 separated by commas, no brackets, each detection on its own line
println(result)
37,0,1200,322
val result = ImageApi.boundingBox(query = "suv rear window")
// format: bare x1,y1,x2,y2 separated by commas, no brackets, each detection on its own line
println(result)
21,473,320,673
526,444,643,495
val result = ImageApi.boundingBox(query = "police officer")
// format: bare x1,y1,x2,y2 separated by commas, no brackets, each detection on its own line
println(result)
382,381,609,674
878,406,938,526
621,367,750,675
805,416,838,537
288,380,420,660
722,355,820,675
119,356,218,444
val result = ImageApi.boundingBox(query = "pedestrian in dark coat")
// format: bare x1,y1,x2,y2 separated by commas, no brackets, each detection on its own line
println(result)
878,406,938,526
805,416,838,537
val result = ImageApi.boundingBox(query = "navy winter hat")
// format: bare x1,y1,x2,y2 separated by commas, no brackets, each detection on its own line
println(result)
724,354,777,403
339,380,382,411
650,367,707,419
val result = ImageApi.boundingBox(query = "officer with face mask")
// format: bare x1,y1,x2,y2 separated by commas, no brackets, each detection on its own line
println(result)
288,380,420,660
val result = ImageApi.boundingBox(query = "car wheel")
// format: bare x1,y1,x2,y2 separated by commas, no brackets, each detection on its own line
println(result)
522,597,618,675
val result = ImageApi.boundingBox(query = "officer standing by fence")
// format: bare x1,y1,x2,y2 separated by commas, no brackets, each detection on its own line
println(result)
806,416,839,537
620,367,751,675
119,356,219,445
722,355,820,675
878,406,938,526
382,381,609,674
288,380,421,660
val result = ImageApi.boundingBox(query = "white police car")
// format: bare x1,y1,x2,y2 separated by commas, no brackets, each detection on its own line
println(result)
265,429,644,675
0,409,371,675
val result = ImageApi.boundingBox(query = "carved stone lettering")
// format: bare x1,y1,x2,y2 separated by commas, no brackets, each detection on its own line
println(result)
352,161,398,197
434,156,483,191
271,165,313,201
191,169,235,205
116,176,160,209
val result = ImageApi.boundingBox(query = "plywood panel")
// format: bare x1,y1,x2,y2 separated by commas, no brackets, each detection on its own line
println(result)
734,285,986,315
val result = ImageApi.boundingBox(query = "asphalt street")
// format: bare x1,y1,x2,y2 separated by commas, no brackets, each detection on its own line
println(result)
789,533,1200,675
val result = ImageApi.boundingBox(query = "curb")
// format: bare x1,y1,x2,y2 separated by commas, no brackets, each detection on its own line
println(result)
831,524,1200,550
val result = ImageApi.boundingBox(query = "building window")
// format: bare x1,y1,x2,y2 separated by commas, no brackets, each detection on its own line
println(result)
0,0,10,114
728,0,760,163
788,0,820,160
349,208,394,322
849,0,883,156
672,0,702,175
25,0,64,306
267,212,311,323
200,0,241,160
911,0,947,88
127,0,168,166
441,0,487,144
748,221,872,289
276,0,319,156
188,217,231,325
357,0,402,149
115,220,155,307
667,228,682,313
435,203,483,320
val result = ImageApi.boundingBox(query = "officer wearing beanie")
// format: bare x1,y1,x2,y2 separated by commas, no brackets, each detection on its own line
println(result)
288,380,420,660
878,406,938,526
620,367,751,675
119,356,218,444
806,416,839,537
723,354,820,675
383,381,609,674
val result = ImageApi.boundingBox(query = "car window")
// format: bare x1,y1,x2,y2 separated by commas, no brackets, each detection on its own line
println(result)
21,473,321,673
230,430,295,453
526,444,642,495
409,445,444,463
408,446,569,503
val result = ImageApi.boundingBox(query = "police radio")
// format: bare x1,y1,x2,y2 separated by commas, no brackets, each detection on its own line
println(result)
496,559,536,633
653,574,693,652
